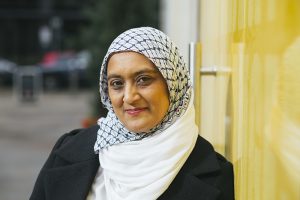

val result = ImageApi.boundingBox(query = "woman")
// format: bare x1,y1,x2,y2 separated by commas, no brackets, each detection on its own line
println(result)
30,27,234,200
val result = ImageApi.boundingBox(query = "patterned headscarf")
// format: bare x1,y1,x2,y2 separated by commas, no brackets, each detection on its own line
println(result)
94,27,192,152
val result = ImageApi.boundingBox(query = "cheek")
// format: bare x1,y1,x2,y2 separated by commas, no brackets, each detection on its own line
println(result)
160,82,170,104
108,90,122,108
158,94,170,114
151,86,170,112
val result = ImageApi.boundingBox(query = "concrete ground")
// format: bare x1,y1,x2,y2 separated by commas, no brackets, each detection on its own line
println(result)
0,89,93,200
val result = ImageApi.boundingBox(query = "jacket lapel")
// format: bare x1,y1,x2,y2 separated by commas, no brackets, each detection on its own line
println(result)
159,136,221,200
175,174,220,200
44,125,100,200
45,159,99,200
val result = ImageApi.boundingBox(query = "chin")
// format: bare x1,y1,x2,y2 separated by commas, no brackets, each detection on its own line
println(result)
126,125,150,134
129,128,148,134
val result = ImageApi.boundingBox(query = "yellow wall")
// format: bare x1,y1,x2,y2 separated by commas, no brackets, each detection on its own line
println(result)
197,0,300,199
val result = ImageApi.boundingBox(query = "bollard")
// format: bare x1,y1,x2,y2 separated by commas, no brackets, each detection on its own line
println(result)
14,66,42,102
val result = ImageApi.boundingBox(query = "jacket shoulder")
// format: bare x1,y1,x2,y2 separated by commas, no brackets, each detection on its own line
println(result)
30,125,99,200
52,125,99,151
159,136,235,200
195,137,235,200
214,152,235,200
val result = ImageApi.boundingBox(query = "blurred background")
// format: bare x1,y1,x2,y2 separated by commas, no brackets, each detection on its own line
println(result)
1,0,300,199
0,0,161,199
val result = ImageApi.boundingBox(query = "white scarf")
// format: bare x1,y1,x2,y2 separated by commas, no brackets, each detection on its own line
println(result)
88,98,198,200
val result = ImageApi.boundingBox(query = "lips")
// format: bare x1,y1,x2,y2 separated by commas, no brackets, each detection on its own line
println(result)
125,108,147,116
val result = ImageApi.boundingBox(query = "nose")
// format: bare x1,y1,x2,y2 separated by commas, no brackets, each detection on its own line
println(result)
123,84,140,104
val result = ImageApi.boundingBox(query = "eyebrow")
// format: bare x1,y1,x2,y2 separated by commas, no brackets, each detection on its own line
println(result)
107,68,160,80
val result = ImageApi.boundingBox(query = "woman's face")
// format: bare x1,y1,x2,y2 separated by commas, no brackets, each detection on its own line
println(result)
107,51,170,133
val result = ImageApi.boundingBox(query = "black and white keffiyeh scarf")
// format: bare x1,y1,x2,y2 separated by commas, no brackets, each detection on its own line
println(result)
94,27,192,152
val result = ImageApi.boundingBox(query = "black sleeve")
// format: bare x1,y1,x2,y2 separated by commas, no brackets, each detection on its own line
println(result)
29,130,80,200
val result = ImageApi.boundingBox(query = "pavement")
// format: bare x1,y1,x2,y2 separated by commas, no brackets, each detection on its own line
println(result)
0,89,93,200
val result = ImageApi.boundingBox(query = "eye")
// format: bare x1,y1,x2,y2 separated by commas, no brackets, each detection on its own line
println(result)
109,79,124,90
136,76,153,86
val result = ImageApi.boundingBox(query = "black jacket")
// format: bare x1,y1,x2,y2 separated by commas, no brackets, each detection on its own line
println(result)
30,125,234,200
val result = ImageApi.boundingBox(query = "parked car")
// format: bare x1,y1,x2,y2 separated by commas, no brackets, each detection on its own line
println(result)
39,50,91,90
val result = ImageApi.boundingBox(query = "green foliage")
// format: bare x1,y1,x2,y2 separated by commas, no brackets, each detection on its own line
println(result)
79,0,160,117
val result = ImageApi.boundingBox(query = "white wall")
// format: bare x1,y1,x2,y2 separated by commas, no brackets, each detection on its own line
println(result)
160,0,199,63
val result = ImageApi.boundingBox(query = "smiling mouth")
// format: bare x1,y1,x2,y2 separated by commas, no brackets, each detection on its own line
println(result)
125,108,147,116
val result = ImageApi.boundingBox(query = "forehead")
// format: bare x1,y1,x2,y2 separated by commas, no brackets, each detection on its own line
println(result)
106,51,158,75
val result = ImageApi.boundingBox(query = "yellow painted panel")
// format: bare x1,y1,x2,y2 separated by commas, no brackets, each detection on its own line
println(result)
199,0,300,199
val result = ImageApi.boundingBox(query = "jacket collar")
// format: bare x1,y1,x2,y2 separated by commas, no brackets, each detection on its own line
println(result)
159,136,222,200
55,125,99,163
44,125,100,200
185,136,221,175
45,127,222,200
185,136,222,199
54,126,220,175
